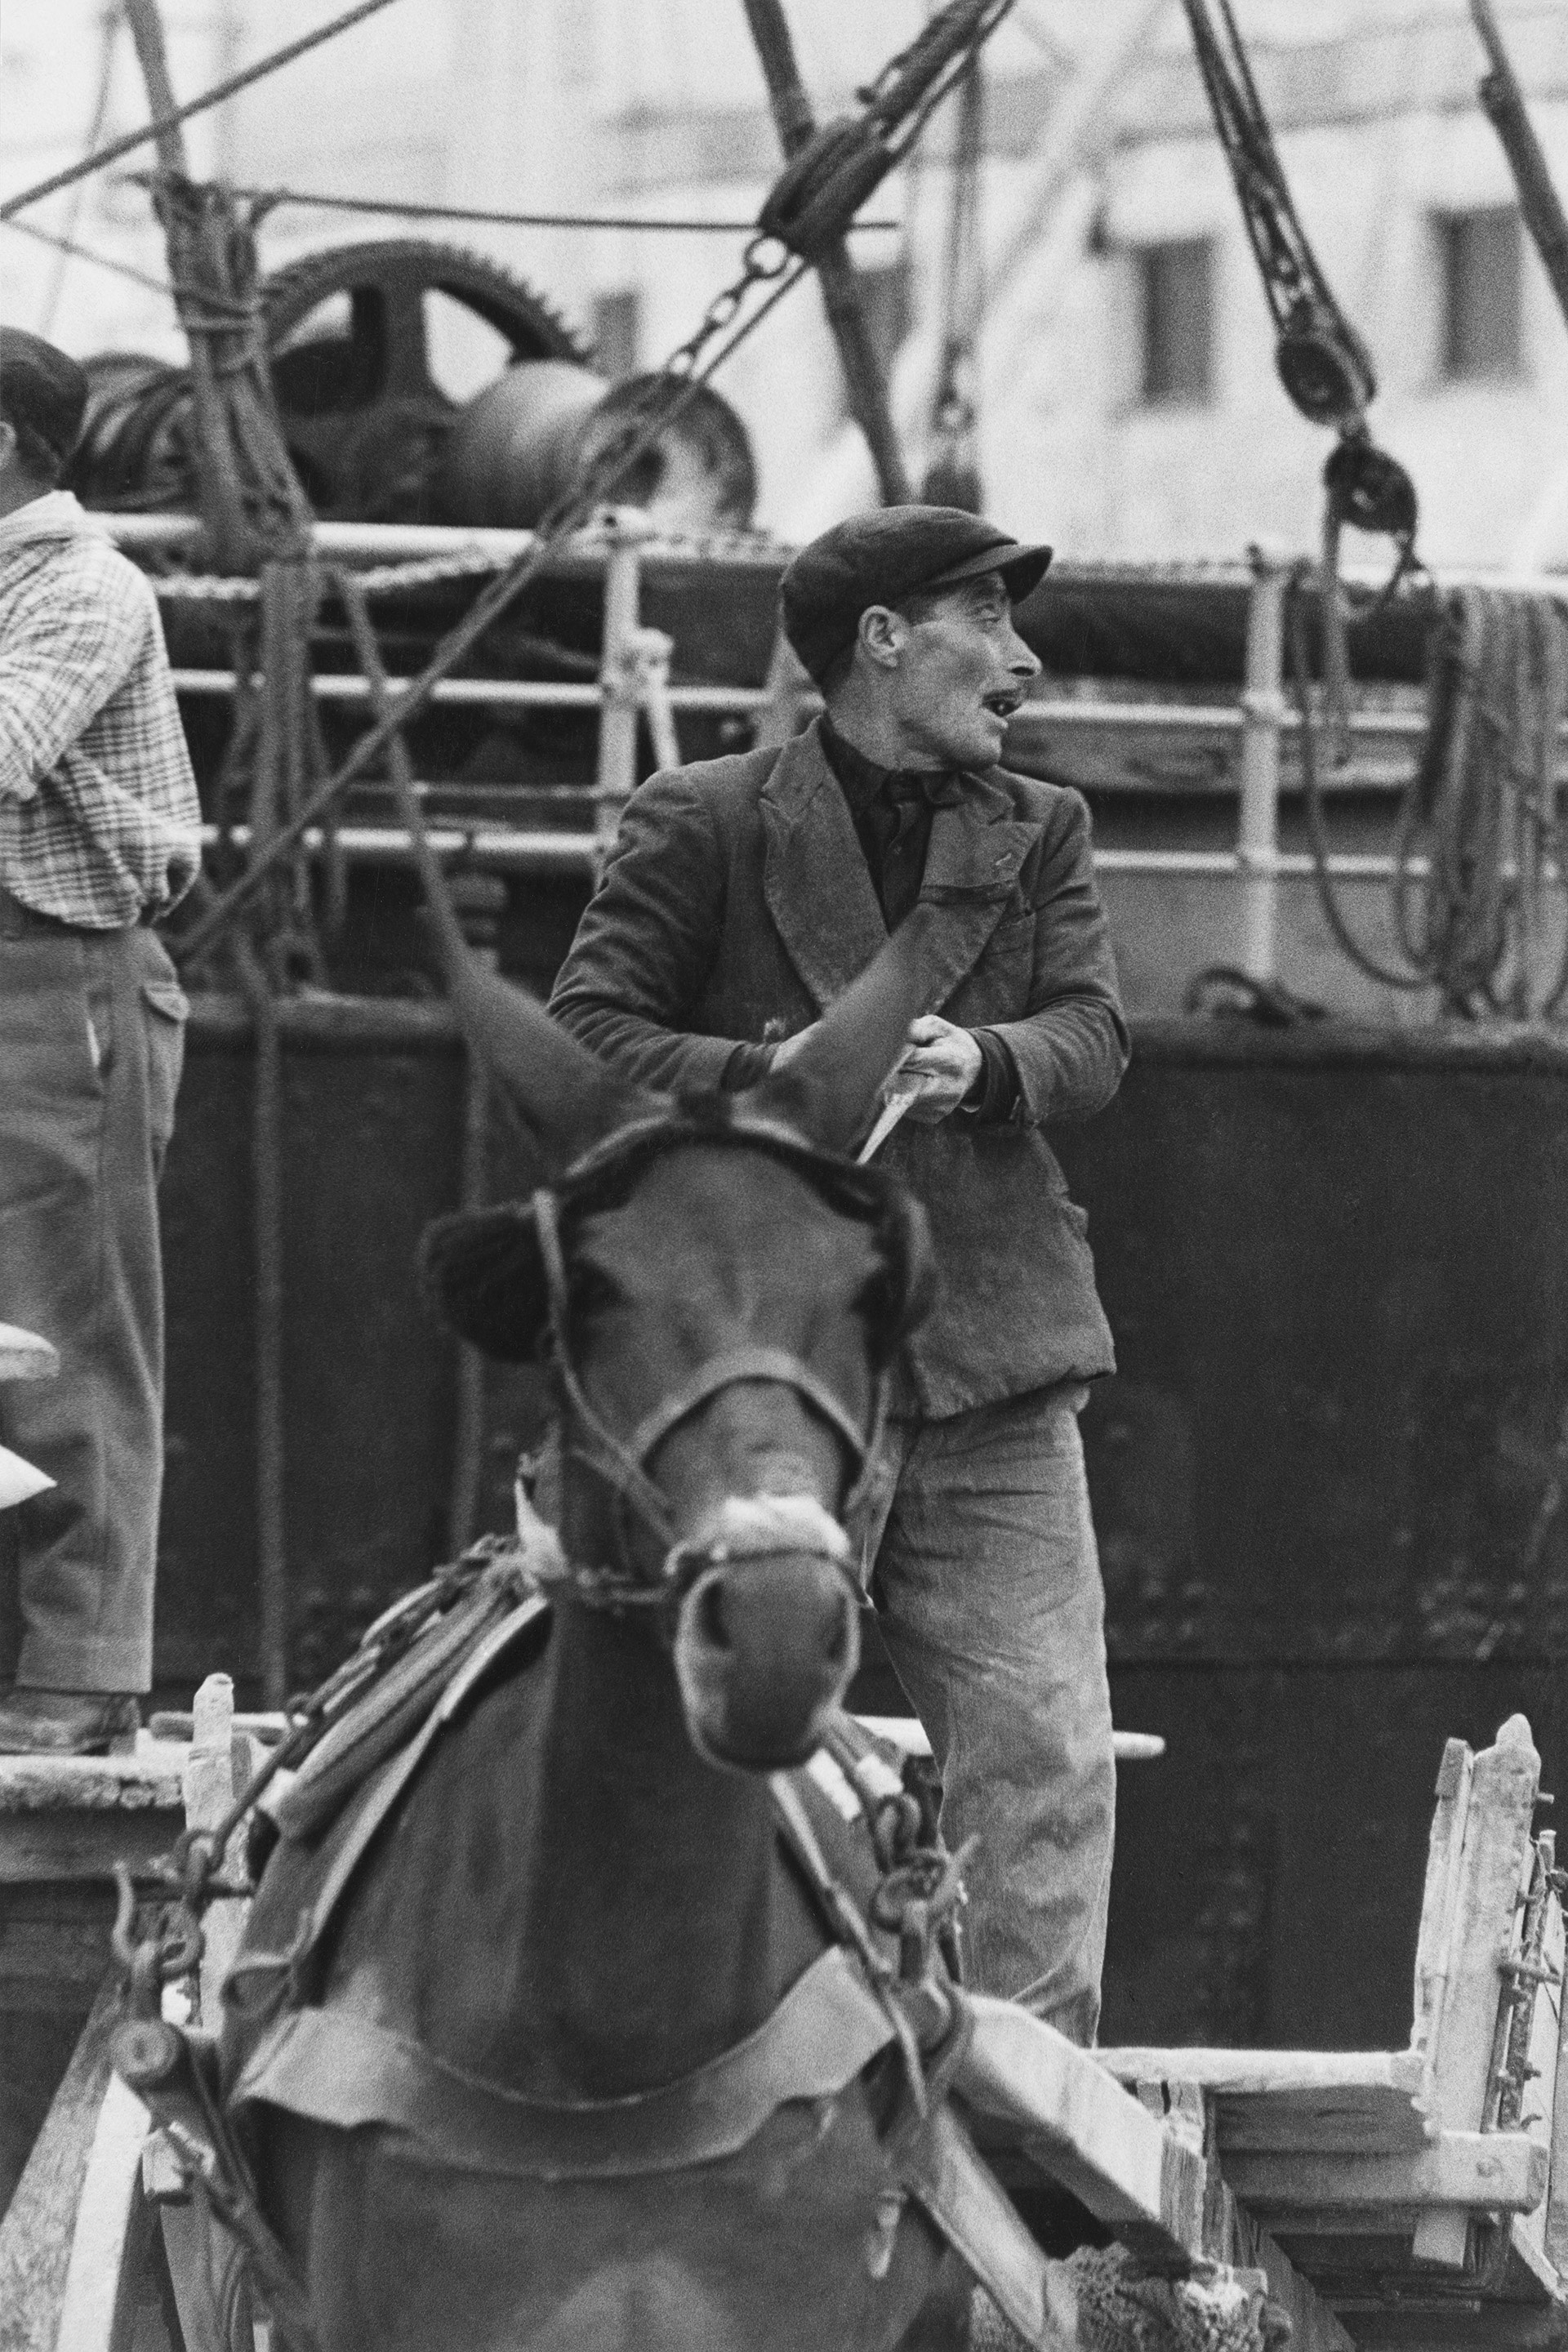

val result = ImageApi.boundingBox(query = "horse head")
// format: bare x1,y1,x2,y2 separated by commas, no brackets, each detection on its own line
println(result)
419,890,938,1774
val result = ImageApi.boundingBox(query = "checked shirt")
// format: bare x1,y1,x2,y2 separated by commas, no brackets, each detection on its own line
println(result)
0,492,201,929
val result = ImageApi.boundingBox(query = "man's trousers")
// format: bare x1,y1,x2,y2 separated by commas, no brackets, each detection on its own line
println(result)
0,904,187,1693
866,1385,1115,2045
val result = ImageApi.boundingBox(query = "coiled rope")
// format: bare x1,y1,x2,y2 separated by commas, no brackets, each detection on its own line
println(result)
1291,572,1568,1018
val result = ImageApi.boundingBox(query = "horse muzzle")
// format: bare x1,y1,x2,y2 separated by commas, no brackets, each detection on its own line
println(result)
670,1494,862,1771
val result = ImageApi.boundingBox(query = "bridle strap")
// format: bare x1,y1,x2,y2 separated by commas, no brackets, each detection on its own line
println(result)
532,1188,677,1553
530,1181,890,1597
627,1346,874,1473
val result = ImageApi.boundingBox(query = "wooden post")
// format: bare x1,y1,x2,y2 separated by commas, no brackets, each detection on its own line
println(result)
182,1673,249,2025
1413,1737,1476,2069
741,0,912,506
1413,1713,1542,2270
1238,543,1289,985
1512,1837,1563,2264
594,517,650,856
1546,1848,1568,2271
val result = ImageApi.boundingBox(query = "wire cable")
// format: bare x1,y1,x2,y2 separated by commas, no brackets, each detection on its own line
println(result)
0,0,408,225
169,185,900,237
2,212,172,300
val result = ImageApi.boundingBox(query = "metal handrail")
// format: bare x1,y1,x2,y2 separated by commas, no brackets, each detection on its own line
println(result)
199,820,1557,888
170,668,769,714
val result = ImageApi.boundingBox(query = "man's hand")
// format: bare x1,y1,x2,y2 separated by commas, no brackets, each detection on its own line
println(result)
896,1013,982,1123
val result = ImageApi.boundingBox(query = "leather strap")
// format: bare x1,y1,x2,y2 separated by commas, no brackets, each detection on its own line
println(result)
627,1345,871,1475
266,1576,537,1843
231,1944,896,2180
228,1595,551,2018
898,2101,1055,2350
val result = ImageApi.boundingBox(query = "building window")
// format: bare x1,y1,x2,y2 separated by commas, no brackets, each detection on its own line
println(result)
1437,207,1522,381
1137,238,1214,407
592,289,641,380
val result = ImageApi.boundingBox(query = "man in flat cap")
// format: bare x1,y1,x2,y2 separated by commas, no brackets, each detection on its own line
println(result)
0,328,201,1754
550,506,1127,2039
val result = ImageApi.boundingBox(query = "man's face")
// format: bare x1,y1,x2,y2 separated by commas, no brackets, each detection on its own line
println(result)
880,571,1042,769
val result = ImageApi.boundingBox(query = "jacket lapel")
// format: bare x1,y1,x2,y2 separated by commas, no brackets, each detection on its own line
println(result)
761,726,1038,1014
761,724,888,1010
913,772,1038,1009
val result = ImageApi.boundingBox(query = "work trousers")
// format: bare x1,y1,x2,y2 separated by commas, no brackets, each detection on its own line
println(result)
865,1385,1115,2044
0,903,187,1692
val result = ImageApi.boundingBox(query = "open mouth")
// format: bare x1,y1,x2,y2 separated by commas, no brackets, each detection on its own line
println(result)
982,689,1022,720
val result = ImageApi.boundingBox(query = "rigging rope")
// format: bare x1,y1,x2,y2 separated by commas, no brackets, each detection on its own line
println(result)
1181,0,1422,755
1290,572,1568,1018
167,184,901,238
920,59,985,511
2,212,172,301
0,0,408,225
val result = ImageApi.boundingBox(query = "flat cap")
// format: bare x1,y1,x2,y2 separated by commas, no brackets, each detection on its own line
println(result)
0,329,88,473
780,505,1052,684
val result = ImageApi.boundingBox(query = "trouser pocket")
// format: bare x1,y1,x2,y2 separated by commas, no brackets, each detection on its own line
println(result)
140,972,189,1171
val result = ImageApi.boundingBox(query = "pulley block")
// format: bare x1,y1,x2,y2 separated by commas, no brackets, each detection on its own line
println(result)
1323,432,1419,546
1274,318,1378,433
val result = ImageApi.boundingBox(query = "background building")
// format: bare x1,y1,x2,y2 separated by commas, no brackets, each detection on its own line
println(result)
6,0,1568,565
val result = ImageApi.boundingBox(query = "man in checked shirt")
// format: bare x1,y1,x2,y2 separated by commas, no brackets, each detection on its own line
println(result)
0,329,202,1755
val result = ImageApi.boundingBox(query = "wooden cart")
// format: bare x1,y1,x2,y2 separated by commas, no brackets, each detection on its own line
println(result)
2,1698,1564,2352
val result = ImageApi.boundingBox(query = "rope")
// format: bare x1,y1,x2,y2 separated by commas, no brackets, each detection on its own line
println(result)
920,56,985,510
0,0,410,225
2,213,172,301
149,546,511,602
37,3,122,336
183,184,901,237
1290,572,1568,1017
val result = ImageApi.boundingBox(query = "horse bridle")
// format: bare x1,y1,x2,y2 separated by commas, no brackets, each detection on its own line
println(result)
526,1112,902,1619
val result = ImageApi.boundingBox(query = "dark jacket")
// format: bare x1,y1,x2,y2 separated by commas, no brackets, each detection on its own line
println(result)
548,719,1129,1419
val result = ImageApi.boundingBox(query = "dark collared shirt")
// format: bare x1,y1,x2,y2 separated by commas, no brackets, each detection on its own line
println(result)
819,715,1018,1123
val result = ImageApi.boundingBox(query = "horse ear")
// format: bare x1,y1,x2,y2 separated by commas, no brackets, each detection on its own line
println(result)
744,902,942,1154
420,1203,550,1361
421,893,657,1174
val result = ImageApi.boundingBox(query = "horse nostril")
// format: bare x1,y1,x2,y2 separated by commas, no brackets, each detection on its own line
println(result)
699,1577,731,1652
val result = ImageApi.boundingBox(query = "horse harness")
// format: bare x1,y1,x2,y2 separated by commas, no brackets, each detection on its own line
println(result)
518,1102,926,1615
109,1544,1064,2350
104,1111,1060,2344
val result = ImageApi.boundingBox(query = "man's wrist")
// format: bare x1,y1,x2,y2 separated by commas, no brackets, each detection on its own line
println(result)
958,1029,1021,1122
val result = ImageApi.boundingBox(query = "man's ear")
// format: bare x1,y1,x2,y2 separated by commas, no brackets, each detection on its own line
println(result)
858,605,907,670
0,421,18,475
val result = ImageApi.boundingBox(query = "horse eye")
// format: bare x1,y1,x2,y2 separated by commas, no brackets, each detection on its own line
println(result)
571,1264,621,1316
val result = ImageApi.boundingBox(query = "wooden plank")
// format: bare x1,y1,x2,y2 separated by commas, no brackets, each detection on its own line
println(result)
1338,2301,1568,2351
1225,2130,1547,2215
1098,2047,1430,2153
1226,2205,1357,2352
0,1744,185,1813
0,1811,182,1885
958,1995,1204,2266
1413,1713,1541,2270
54,2074,152,2352
0,1971,120,2352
